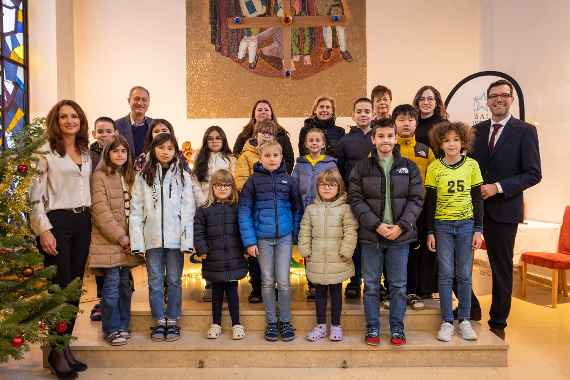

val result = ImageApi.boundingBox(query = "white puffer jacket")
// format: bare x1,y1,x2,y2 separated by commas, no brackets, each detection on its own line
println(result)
129,164,195,252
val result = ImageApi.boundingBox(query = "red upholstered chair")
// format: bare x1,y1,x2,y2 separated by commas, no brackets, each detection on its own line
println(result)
520,206,570,308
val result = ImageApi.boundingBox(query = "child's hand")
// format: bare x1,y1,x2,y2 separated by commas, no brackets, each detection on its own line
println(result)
247,245,259,257
376,223,391,237
384,225,402,240
472,232,483,249
426,234,436,252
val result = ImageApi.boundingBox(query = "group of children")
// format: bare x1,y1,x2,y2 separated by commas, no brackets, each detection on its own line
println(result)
87,93,484,347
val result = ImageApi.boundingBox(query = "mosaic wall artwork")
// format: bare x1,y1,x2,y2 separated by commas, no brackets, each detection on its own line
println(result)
1,0,28,148
187,0,366,118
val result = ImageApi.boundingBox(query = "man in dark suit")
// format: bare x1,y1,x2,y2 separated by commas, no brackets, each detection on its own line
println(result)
115,86,153,157
471,79,542,340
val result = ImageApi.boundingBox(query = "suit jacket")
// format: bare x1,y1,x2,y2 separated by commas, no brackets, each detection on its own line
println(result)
115,114,153,157
471,116,541,224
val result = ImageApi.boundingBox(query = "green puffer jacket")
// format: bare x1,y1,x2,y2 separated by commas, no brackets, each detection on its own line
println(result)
298,193,358,285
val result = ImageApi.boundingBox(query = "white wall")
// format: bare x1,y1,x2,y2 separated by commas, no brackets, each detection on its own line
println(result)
28,0,58,117
30,0,481,156
480,0,570,222
31,1,569,222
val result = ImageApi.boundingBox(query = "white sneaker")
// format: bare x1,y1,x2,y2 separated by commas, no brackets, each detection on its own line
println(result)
437,322,454,342
458,320,478,341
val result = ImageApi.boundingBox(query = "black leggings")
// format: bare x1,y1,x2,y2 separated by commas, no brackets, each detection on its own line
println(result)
315,283,342,325
211,281,240,325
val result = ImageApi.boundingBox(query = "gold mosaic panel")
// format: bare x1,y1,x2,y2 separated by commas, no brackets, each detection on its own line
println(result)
187,0,367,118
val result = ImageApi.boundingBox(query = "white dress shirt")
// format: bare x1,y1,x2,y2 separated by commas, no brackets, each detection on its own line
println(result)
488,114,512,194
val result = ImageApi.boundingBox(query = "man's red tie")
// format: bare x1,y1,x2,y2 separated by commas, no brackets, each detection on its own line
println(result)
489,124,502,152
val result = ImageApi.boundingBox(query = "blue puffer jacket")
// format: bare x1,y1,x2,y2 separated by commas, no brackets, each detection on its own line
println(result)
291,155,337,208
238,161,302,248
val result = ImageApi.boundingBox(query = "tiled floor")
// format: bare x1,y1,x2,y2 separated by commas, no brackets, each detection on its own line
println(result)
1,263,569,380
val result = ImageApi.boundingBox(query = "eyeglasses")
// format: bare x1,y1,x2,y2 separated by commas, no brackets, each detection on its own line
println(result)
213,183,232,190
207,136,223,142
318,183,338,189
488,93,512,100
418,97,436,103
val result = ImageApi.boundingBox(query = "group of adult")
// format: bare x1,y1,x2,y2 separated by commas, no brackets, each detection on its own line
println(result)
30,79,540,377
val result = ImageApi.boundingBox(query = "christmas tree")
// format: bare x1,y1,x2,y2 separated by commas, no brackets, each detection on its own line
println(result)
0,118,82,363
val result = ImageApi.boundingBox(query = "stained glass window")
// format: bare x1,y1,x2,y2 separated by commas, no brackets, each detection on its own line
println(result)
1,0,28,149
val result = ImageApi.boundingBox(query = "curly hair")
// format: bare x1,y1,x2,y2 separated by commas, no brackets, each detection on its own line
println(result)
45,100,89,156
429,121,474,156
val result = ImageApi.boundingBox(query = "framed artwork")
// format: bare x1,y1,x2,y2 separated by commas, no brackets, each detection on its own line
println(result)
187,0,366,118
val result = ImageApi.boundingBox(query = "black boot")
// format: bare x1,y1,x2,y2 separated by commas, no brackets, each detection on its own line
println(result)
64,345,88,372
48,348,78,379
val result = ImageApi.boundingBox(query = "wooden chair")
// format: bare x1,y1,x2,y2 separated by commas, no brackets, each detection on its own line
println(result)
520,206,570,308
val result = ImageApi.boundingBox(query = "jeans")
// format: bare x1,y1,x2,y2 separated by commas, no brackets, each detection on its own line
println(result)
435,219,475,323
361,243,409,334
146,248,184,321
347,243,362,288
257,234,292,324
102,267,133,335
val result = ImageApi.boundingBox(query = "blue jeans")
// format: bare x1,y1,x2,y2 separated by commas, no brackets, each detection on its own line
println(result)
435,219,475,323
257,234,292,324
361,243,409,334
102,267,133,335
146,248,184,321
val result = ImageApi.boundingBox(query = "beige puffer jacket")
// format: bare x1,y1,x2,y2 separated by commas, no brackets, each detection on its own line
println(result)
88,169,143,269
298,193,358,285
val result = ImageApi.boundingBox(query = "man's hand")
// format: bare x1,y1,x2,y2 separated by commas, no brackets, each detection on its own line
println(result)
481,183,498,200
427,234,436,252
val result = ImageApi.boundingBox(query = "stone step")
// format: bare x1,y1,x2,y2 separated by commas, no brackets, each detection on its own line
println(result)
128,304,443,332
72,327,508,368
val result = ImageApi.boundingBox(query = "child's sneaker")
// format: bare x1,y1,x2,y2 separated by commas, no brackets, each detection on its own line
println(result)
207,324,222,339
264,323,279,342
329,325,344,342
365,326,380,346
458,320,478,341
306,324,327,342
165,324,181,342
232,324,246,340
118,329,132,339
437,322,454,342
407,294,425,311
150,324,166,341
90,303,102,321
248,291,262,304
105,331,127,346
390,332,407,346
381,299,391,309
279,321,295,342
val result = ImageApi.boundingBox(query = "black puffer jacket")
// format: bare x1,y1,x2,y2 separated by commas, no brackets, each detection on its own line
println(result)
298,117,346,158
193,202,248,282
336,127,374,185
348,148,425,245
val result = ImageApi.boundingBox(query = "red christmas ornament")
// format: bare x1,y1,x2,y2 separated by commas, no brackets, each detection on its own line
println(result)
11,336,24,348
55,320,68,334
17,164,28,175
